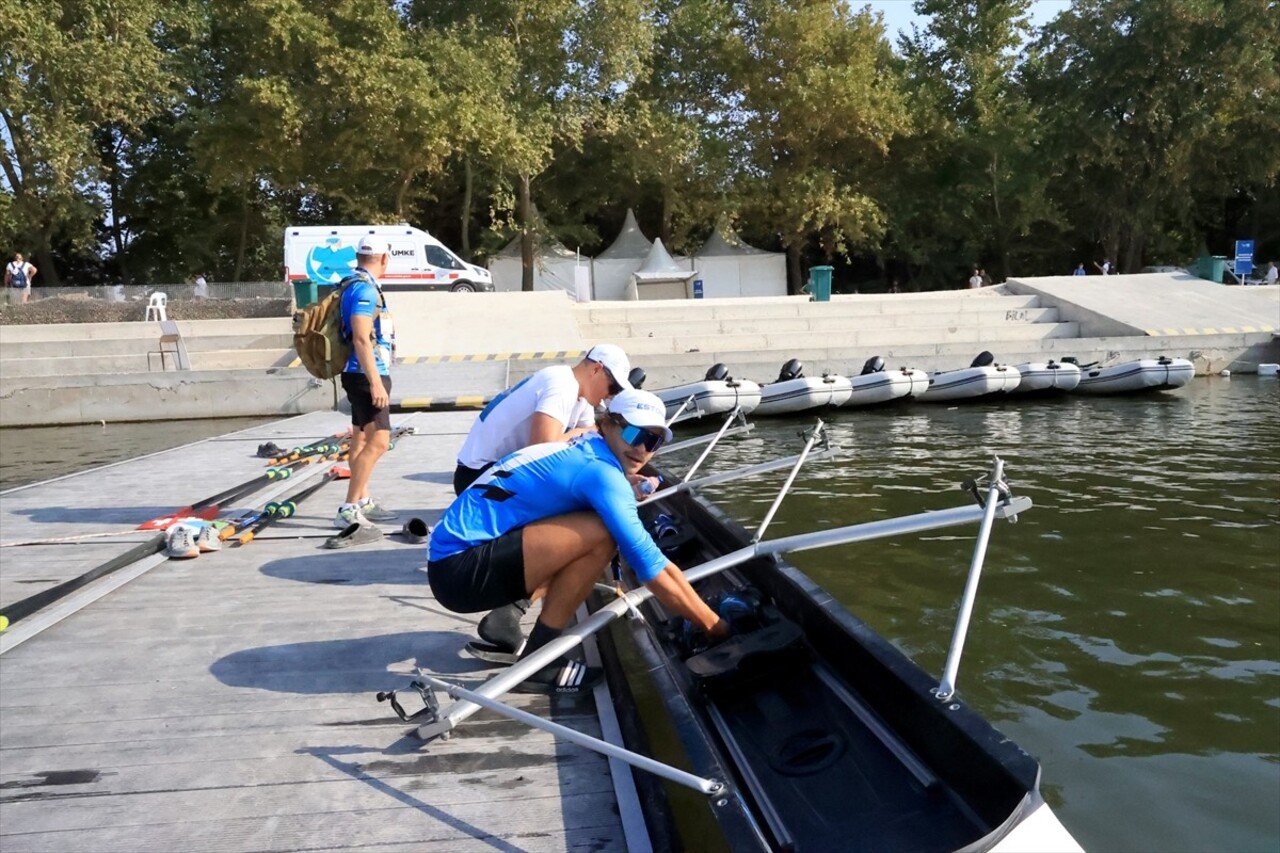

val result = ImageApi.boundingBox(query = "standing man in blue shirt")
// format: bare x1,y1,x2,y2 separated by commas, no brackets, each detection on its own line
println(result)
334,235,399,531
427,389,729,694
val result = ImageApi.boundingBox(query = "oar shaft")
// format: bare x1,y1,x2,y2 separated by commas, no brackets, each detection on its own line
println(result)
647,445,837,503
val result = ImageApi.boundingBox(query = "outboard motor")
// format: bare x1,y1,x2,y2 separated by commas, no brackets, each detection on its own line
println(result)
860,355,885,376
970,351,995,368
777,359,804,382
705,363,729,382
1061,356,1079,366
627,367,646,390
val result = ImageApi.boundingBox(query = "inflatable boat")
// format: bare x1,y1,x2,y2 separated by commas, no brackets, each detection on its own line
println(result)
753,359,853,416
917,352,1022,402
652,364,762,422
842,356,930,406
1070,356,1195,394
1010,360,1082,394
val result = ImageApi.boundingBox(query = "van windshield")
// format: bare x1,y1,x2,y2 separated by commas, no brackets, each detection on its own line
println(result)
426,245,466,271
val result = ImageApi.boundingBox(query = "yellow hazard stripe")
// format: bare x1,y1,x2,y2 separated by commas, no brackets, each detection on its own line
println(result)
397,396,488,410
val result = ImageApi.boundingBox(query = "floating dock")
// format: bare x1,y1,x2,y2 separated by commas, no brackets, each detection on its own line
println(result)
0,411,647,852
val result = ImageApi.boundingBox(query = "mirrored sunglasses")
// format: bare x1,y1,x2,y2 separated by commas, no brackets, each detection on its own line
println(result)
619,422,665,452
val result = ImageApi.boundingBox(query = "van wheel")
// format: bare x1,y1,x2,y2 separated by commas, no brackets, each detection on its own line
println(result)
450,282,477,293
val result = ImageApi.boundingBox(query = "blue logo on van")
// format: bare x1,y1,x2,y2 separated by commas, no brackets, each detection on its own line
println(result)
306,238,357,283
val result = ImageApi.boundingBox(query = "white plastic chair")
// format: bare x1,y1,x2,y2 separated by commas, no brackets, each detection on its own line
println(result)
145,291,167,321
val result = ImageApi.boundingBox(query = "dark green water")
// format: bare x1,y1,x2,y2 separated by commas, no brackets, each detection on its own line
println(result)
684,376,1279,852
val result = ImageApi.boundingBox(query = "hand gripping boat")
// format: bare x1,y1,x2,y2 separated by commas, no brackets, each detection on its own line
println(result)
382,418,1081,852
1067,355,1194,394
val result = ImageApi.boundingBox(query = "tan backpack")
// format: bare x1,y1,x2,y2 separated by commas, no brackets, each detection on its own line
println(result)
292,272,382,379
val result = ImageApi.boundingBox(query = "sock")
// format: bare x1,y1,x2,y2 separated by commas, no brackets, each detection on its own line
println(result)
339,502,357,512
357,497,372,507
518,620,563,660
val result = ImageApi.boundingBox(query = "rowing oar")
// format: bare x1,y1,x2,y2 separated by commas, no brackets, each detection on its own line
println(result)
268,430,351,465
134,445,342,531
415,492,1032,741
0,533,165,629
235,469,342,545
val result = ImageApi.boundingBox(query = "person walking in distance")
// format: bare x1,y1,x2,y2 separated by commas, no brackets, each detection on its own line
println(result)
5,252,37,304
334,235,399,531
453,344,635,657
1073,263,1086,276
1094,258,1111,276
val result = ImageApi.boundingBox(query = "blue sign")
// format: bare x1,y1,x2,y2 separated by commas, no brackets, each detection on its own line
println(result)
1235,240,1255,276
693,278,704,299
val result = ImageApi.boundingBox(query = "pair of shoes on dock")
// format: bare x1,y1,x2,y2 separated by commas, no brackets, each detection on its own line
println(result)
165,523,220,559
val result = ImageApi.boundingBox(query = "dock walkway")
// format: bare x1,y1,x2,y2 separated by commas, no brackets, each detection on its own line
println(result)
0,411,639,852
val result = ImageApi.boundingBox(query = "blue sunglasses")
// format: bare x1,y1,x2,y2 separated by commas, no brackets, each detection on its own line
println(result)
614,417,666,452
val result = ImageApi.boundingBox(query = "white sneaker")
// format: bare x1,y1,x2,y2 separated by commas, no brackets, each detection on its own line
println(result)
165,524,199,559
358,499,399,522
195,525,221,553
334,504,367,529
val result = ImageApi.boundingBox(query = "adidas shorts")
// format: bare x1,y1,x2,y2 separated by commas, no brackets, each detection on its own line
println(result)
341,371,391,430
428,527,527,613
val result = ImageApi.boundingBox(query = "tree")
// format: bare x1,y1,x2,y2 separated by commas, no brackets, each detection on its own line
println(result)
0,0,181,284
730,0,910,291
1030,0,1280,271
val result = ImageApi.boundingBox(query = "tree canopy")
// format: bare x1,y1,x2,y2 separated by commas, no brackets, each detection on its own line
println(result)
2,0,1276,291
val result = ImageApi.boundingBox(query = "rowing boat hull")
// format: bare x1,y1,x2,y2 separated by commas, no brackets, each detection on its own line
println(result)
1011,361,1082,394
600,485,1076,852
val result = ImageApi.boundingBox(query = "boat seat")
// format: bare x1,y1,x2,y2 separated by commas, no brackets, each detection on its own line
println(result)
685,618,807,697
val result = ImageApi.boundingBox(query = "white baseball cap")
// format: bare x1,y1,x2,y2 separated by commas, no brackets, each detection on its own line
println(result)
585,344,633,391
356,235,391,256
607,389,672,442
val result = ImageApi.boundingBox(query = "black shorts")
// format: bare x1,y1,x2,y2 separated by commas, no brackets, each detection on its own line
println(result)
427,527,528,614
452,461,494,496
341,372,391,430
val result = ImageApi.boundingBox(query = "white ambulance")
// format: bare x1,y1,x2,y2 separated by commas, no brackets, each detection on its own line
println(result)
284,224,494,293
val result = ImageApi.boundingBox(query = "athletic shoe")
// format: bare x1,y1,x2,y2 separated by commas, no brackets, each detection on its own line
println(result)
358,499,399,522
334,504,367,529
512,657,603,695
255,442,285,459
165,524,200,559
194,525,221,553
323,522,385,549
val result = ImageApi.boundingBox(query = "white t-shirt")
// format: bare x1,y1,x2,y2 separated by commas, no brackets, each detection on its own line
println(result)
7,261,33,288
457,364,594,469
1265,265,1278,284
968,274,982,289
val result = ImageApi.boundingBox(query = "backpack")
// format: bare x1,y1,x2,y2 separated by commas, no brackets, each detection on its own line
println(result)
9,263,27,289
292,272,382,379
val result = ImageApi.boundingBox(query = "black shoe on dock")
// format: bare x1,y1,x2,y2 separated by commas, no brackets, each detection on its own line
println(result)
511,657,602,695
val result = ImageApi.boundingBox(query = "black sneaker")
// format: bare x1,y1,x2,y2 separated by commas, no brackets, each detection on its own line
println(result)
512,658,602,695
256,442,286,459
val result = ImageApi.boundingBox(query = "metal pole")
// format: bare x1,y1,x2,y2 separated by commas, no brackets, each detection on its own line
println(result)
416,494,1031,741
665,395,696,426
647,445,838,504
418,675,724,796
681,407,743,483
754,420,824,541
655,421,754,457
935,457,1005,702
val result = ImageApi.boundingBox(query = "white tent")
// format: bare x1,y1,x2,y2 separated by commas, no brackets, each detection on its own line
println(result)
692,217,787,298
633,238,697,300
488,221,585,295
590,209,653,301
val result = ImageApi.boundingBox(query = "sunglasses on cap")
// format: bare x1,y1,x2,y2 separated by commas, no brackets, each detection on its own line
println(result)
610,415,666,452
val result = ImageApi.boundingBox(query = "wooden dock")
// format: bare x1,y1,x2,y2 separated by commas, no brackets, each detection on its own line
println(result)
0,411,644,852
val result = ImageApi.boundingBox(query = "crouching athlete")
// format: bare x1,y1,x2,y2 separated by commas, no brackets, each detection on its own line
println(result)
427,389,729,694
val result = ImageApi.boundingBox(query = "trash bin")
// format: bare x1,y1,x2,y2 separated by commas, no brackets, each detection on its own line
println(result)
804,266,834,302
1193,255,1227,283
292,279,319,308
